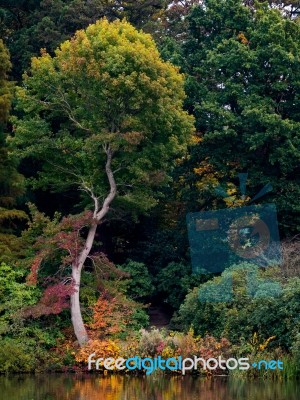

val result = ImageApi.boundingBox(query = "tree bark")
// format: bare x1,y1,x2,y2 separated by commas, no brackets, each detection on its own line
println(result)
70,146,117,346
70,221,97,346
71,265,89,346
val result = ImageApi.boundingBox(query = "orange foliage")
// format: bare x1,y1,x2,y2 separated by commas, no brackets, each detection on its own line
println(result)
90,291,134,337
26,254,44,285
237,32,249,45
75,339,121,364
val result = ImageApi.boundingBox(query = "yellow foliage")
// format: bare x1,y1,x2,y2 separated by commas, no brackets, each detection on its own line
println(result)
191,134,203,144
249,333,276,353
161,346,175,359
259,336,276,352
193,161,222,191
75,339,121,364
237,32,249,44
223,182,251,208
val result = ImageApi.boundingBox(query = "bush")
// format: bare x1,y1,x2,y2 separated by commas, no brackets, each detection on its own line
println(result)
156,262,203,310
291,333,300,374
0,339,37,373
175,263,300,349
75,339,121,365
138,328,164,357
118,260,154,300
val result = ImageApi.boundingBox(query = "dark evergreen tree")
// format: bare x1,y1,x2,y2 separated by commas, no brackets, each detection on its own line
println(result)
0,39,26,260
179,0,300,234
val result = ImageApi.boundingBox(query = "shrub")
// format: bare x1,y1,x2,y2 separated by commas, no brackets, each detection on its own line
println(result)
0,339,37,373
118,260,154,300
175,263,300,349
138,328,164,357
75,339,121,365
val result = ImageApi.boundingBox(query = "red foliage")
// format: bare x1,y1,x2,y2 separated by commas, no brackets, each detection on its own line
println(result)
24,211,96,319
51,211,93,266
27,211,93,284
24,282,76,318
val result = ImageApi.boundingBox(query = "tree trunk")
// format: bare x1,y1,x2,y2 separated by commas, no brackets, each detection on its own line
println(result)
70,221,98,346
70,146,117,346
71,265,89,346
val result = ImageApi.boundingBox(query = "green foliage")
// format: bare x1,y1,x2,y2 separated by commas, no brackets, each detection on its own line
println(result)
0,40,27,261
0,261,71,373
0,262,40,335
175,262,300,350
11,19,194,216
156,262,204,310
16,203,64,269
290,333,300,376
118,259,154,300
180,0,300,234
114,302,150,339
0,0,169,80
130,307,150,331
0,338,37,374
0,328,66,374
0,39,12,123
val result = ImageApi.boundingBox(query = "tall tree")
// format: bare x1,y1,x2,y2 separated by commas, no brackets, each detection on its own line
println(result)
0,39,11,122
0,0,168,80
11,19,194,345
180,0,300,234
244,1,300,19
0,39,26,260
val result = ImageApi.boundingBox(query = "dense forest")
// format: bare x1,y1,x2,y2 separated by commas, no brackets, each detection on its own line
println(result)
0,0,299,377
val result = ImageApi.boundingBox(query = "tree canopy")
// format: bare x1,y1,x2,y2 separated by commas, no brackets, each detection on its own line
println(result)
179,0,300,233
0,0,169,80
0,40,26,261
11,18,194,344
12,18,194,212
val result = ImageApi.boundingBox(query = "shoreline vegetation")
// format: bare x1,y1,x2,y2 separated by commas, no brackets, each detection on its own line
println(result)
0,264,300,381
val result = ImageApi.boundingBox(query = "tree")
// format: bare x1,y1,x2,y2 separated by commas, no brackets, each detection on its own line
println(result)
0,39,26,261
0,0,169,80
180,0,300,234
244,0,300,19
159,1,202,40
11,19,194,345
0,39,12,123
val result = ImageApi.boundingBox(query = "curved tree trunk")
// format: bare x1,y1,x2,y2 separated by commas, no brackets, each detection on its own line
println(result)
71,265,89,346
70,146,117,346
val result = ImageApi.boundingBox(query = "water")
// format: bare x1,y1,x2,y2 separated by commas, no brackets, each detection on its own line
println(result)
0,374,298,400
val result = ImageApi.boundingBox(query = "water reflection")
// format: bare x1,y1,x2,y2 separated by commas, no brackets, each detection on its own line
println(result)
0,374,298,400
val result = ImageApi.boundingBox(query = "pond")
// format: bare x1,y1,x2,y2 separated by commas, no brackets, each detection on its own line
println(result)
0,374,298,400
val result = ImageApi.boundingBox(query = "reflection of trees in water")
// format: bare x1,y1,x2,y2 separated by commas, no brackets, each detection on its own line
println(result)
0,375,299,400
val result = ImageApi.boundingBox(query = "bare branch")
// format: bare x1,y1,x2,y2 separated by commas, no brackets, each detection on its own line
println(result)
79,181,100,218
